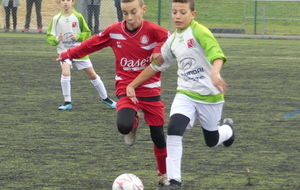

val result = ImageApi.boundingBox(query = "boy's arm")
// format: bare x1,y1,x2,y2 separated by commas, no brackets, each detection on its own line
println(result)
75,12,91,42
46,19,60,46
58,31,110,61
211,58,227,94
126,65,158,104
193,22,227,65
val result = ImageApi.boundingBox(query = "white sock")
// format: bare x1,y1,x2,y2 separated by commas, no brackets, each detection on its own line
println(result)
217,124,233,145
61,75,71,102
166,135,183,183
91,75,108,99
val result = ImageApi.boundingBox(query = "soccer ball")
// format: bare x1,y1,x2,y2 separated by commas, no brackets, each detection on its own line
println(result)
112,173,144,190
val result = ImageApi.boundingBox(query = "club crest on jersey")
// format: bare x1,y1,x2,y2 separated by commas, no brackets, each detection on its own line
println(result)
187,39,195,48
140,35,149,45
72,22,77,27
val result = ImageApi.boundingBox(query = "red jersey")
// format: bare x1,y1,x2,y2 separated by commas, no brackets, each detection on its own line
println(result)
61,20,169,97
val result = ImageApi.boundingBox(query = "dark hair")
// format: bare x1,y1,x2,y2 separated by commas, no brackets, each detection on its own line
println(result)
121,0,144,7
173,0,195,11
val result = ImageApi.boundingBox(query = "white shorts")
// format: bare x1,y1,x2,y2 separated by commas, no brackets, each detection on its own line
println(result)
60,58,93,70
170,94,224,131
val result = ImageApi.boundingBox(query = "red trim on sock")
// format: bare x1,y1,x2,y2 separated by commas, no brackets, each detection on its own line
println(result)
154,146,167,175
132,114,139,130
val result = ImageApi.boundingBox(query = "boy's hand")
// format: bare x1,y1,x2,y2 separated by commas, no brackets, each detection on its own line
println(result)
56,54,62,62
151,53,164,66
70,34,77,41
211,73,227,94
126,86,139,104
58,33,63,41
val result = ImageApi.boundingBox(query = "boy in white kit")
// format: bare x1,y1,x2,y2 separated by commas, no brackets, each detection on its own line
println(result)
126,0,235,189
47,0,116,110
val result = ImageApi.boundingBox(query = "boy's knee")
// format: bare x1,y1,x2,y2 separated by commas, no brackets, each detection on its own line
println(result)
117,108,136,134
117,122,133,135
167,114,190,136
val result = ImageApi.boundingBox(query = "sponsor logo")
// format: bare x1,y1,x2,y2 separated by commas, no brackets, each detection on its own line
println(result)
72,22,77,27
181,69,205,81
180,57,195,70
64,32,74,40
182,75,205,82
62,41,77,45
120,57,150,71
179,58,205,82
182,68,205,77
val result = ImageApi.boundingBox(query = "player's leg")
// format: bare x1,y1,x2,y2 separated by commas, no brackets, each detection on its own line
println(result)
141,99,169,186
58,60,72,110
76,60,116,108
159,114,190,189
116,97,139,145
117,108,137,134
158,94,195,190
149,125,169,186
59,60,72,110
198,103,234,147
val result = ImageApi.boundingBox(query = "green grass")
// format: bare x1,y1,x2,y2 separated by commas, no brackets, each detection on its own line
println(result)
1,33,300,190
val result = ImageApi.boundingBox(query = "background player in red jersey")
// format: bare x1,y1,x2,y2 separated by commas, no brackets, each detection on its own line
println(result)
56,0,170,187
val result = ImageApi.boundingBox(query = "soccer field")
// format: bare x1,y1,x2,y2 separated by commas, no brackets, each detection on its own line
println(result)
0,33,299,189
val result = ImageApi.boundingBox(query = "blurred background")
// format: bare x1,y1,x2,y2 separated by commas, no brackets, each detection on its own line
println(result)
1,0,300,36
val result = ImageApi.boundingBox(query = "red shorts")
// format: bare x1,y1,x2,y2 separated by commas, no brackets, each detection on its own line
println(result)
116,96,165,126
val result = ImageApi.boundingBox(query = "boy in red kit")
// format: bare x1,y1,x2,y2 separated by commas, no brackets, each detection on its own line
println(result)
56,0,169,187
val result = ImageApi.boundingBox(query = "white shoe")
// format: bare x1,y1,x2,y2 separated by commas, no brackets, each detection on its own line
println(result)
124,128,137,146
158,173,170,186
124,112,140,146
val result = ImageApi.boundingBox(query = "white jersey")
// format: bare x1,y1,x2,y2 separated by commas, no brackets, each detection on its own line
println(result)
151,20,227,103
47,10,91,55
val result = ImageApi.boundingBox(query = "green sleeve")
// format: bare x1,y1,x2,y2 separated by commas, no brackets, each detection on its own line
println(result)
46,17,59,46
191,20,227,65
73,11,91,42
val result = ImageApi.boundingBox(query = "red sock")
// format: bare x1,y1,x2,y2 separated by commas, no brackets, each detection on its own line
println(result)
132,113,140,130
154,145,167,175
